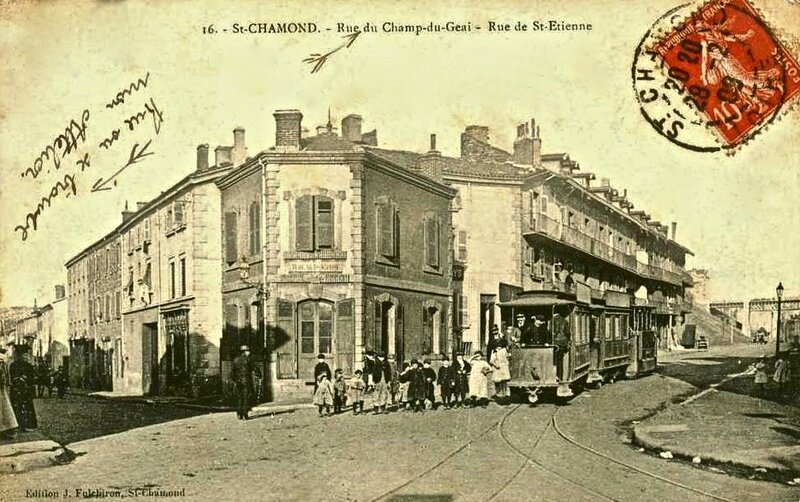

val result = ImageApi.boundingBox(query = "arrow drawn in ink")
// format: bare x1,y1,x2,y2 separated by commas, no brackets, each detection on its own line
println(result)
91,140,155,193
303,31,361,74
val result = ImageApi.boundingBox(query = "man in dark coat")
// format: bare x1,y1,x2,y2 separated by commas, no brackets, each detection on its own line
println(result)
371,351,392,414
422,359,437,409
407,360,427,412
450,352,471,407
532,315,551,346
10,346,38,431
313,354,331,394
552,313,571,380
231,345,261,420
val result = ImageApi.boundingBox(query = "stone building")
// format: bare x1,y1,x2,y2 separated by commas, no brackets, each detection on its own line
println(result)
66,232,123,390
116,138,235,396
217,110,456,400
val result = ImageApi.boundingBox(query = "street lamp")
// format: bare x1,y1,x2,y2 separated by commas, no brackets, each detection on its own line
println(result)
775,282,784,359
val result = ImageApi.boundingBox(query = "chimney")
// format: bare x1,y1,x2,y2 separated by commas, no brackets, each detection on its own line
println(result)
417,133,444,181
273,109,303,151
232,128,247,166
600,177,610,188
361,129,378,146
215,146,233,167
671,221,677,240
341,114,363,142
532,119,542,166
54,285,65,300
122,201,135,222
196,144,209,171
512,120,533,165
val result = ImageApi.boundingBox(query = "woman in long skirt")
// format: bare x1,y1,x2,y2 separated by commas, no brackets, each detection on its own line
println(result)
468,352,493,407
0,348,19,438
490,340,511,401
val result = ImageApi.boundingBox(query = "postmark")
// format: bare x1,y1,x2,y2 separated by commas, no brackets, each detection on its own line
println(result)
633,0,800,152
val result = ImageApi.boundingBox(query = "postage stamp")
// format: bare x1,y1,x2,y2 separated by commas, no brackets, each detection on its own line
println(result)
632,0,800,152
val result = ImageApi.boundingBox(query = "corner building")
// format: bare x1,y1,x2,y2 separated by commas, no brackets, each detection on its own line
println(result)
218,110,456,401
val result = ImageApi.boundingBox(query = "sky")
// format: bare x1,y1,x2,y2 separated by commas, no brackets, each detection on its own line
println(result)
1,0,798,307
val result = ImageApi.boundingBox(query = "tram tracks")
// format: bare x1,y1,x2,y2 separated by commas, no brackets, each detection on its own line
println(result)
492,403,737,502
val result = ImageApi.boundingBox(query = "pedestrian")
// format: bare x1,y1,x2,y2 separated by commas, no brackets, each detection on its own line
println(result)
437,358,455,409
398,362,412,410
9,346,38,431
54,366,68,399
422,359,437,409
0,347,19,439
553,311,571,380
468,351,493,408
230,345,261,420
491,339,511,402
371,351,392,414
753,356,768,397
451,352,471,408
333,368,347,414
486,326,501,364
347,369,366,415
773,357,791,396
387,354,399,407
313,373,334,417
36,361,50,399
532,315,550,346
313,354,331,394
407,360,427,412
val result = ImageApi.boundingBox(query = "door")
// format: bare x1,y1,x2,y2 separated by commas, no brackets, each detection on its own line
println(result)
298,300,334,381
141,322,159,395
480,295,495,353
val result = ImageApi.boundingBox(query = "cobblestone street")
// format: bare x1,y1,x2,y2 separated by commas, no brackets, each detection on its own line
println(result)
3,345,798,502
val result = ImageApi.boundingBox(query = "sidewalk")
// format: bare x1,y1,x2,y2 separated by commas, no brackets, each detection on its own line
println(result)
633,376,800,481
0,431,71,475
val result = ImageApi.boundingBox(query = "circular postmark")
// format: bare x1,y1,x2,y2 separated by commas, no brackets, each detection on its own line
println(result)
632,0,800,152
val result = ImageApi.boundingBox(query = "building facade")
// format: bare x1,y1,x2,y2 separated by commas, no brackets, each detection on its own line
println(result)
217,111,455,401
117,142,232,397
65,231,123,390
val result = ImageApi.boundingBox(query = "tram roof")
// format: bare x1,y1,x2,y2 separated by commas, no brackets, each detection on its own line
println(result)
499,297,575,307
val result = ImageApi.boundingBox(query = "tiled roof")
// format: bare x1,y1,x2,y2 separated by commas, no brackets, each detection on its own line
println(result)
365,147,532,180
301,133,359,152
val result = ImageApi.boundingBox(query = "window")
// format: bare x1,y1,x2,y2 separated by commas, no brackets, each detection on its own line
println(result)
143,218,151,242
105,295,110,321
225,212,238,264
249,201,261,256
457,230,467,261
539,195,549,212
127,267,134,297
115,291,120,318
166,209,173,230
456,293,469,328
174,201,185,227
169,259,176,299
296,195,334,252
529,191,539,229
424,214,440,269
423,306,442,355
299,301,333,355
376,201,399,260
180,256,187,297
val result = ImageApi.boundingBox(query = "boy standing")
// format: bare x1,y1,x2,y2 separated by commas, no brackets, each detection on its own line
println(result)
347,369,366,415
437,359,454,409
422,359,437,410
333,369,347,414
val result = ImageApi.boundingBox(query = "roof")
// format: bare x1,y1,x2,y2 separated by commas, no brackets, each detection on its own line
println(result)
499,297,575,307
301,133,359,152
365,147,532,180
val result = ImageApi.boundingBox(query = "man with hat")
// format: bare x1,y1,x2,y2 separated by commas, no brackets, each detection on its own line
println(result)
371,350,392,414
486,325,502,362
313,353,332,394
231,345,261,420
450,352,471,407
531,315,551,346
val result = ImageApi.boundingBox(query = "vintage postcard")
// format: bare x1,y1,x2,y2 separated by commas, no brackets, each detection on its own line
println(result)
1,0,799,501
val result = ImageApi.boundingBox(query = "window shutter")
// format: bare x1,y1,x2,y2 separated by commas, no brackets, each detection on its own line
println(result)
373,300,382,354
225,212,238,264
249,202,260,256
540,196,548,212
315,197,333,249
439,307,447,357
529,191,536,230
425,216,437,267
458,230,467,261
395,304,405,364
174,202,184,226
144,218,150,241
422,307,431,355
378,203,394,258
295,196,314,251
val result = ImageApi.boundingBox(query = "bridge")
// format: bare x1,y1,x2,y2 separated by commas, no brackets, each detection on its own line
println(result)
708,296,800,339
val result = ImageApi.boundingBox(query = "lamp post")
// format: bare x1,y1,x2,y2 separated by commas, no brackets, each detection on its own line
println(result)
775,282,784,359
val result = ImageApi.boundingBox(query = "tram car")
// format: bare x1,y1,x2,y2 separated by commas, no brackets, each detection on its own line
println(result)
499,285,658,403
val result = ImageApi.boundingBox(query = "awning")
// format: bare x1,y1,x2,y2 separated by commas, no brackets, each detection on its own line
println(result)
499,297,574,308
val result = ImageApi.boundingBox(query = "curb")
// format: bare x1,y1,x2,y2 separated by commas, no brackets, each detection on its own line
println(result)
0,440,69,475
251,403,315,414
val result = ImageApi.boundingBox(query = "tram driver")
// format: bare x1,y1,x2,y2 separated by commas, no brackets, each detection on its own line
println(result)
531,315,551,346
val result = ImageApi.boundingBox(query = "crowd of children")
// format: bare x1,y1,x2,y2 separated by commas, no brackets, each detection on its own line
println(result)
311,344,511,417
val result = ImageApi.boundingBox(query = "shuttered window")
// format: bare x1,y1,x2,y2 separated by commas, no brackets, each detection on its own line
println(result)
376,201,398,260
424,215,440,268
225,212,238,264
174,201,184,226
295,195,335,252
457,230,467,261
249,202,261,256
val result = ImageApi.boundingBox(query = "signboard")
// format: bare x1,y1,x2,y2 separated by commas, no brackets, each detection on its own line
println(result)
605,290,631,308
452,263,465,281
576,282,591,305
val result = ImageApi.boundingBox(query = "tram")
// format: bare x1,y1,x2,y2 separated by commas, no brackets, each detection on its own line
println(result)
498,284,658,403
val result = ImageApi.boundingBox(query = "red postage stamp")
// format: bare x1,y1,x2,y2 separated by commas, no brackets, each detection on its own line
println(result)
634,0,800,151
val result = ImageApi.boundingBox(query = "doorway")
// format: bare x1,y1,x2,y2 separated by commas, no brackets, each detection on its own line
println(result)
298,300,334,381
141,322,159,395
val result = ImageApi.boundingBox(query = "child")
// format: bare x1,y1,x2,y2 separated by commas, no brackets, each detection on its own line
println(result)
753,356,768,397
437,359,454,409
422,359,437,410
408,360,427,412
333,369,347,414
398,362,412,410
347,369,366,415
312,373,334,417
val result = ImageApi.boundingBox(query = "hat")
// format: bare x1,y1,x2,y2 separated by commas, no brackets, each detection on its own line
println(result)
364,348,374,356
455,352,464,357
534,315,546,322
473,351,484,358
354,369,363,374
516,313,526,319
317,353,325,359
387,353,395,360
423,358,431,364
491,326,500,333
240,345,250,351
376,350,385,358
